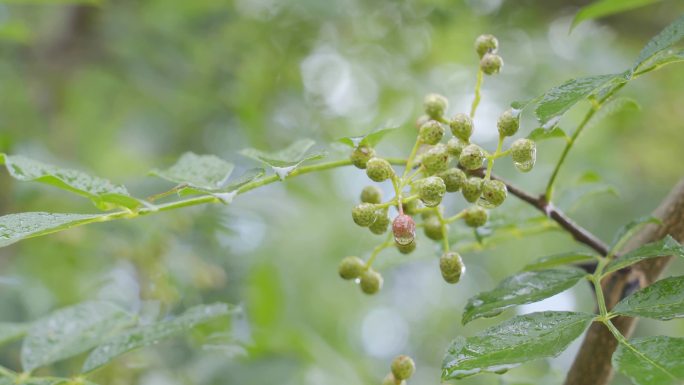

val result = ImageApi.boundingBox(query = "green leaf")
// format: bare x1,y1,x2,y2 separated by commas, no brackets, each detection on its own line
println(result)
533,73,628,124
527,127,568,142
239,139,326,180
613,336,684,385
604,236,684,275
0,212,109,249
337,126,397,148
82,303,237,373
0,323,28,346
612,275,684,320
523,252,597,271
633,14,684,71
635,49,684,75
586,97,640,130
442,311,594,380
462,268,587,324
21,301,134,372
0,154,141,211
609,216,661,254
151,152,235,191
558,182,619,213
572,0,662,30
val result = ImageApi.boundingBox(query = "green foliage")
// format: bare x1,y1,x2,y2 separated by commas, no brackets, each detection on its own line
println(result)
239,139,326,180
150,152,235,192
523,252,597,271
611,275,684,319
572,0,664,30
0,212,108,248
609,216,661,254
603,235,684,275
442,312,594,380
613,336,684,385
338,127,397,148
462,268,587,324
0,323,29,346
633,14,684,71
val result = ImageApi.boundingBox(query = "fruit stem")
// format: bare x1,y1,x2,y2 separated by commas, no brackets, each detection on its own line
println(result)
470,68,484,118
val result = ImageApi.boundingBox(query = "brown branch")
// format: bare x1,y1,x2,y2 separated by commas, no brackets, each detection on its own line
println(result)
472,169,610,257
564,178,684,385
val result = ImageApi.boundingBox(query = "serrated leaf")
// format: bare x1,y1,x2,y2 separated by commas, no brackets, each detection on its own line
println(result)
177,167,265,198
337,127,397,148
442,311,594,380
0,212,109,249
239,139,326,180
612,275,684,320
0,154,140,210
527,127,568,142
635,49,684,75
523,252,597,271
572,0,662,30
462,268,587,324
0,323,29,346
150,152,235,191
633,14,684,71
609,216,662,255
82,303,237,373
613,336,684,385
604,236,684,275
533,73,627,124
22,301,134,372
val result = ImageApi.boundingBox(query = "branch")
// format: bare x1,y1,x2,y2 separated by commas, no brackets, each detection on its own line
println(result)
564,178,684,385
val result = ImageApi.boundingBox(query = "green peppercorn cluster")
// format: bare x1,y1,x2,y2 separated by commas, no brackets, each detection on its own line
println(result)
339,34,537,293
380,355,416,385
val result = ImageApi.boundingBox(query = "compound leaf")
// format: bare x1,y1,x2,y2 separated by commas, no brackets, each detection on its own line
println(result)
0,212,109,249
240,139,326,180
523,252,597,271
612,275,684,320
572,0,662,30
604,236,684,275
613,336,684,385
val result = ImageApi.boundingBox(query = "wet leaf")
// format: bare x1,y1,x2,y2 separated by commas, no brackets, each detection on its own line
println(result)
572,0,662,30
82,303,238,373
239,139,326,180
523,252,597,271
603,236,684,275
150,152,235,191
633,14,684,71
612,275,684,320
527,127,568,142
0,154,140,210
337,126,397,148
22,301,134,372
635,49,684,75
442,311,594,380
533,73,628,124
609,216,661,254
462,268,587,324
0,323,29,346
0,212,109,249
613,336,684,385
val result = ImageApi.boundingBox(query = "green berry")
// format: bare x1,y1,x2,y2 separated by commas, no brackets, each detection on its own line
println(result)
396,239,416,254
510,138,536,172
480,53,503,75
418,176,446,207
352,203,377,227
421,144,449,174
438,167,467,192
480,179,507,208
415,114,430,129
424,93,448,119
338,256,366,280
449,113,473,141
391,355,415,381
361,185,383,204
366,157,394,182
369,210,390,235
360,269,383,294
418,120,445,145
497,108,520,137
440,251,465,284
475,34,498,58
350,145,375,169
447,137,466,158
423,215,444,240
392,214,416,246
381,373,406,385
464,206,488,228
459,144,485,171
462,177,483,203
402,199,422,216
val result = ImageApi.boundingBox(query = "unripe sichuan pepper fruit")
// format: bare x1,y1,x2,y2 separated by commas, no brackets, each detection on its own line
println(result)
510,138,536,172
392,214,416,246
421,143,449,174
366,157,394,182
464,206,488,227
447,137,466,158
438,167,467,192
449,113,473,142
418,120,444,145
391,355,416,381
338,256,366,280
459,144,485,171
480,53,503,75
418,176,446,207
360,185,383,204
396,239,416,254
360,269,383,294
350,145,375,169
423,93,448,119
369,209,390,235
381,373,406,385
462,177,483,203
440,251,465,284
352,203,377,227
474,34,498,57
480,179,507,208
423,214,444,240
497,108,520,137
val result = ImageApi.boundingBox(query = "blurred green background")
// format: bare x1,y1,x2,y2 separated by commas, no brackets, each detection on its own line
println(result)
0,0,683,384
